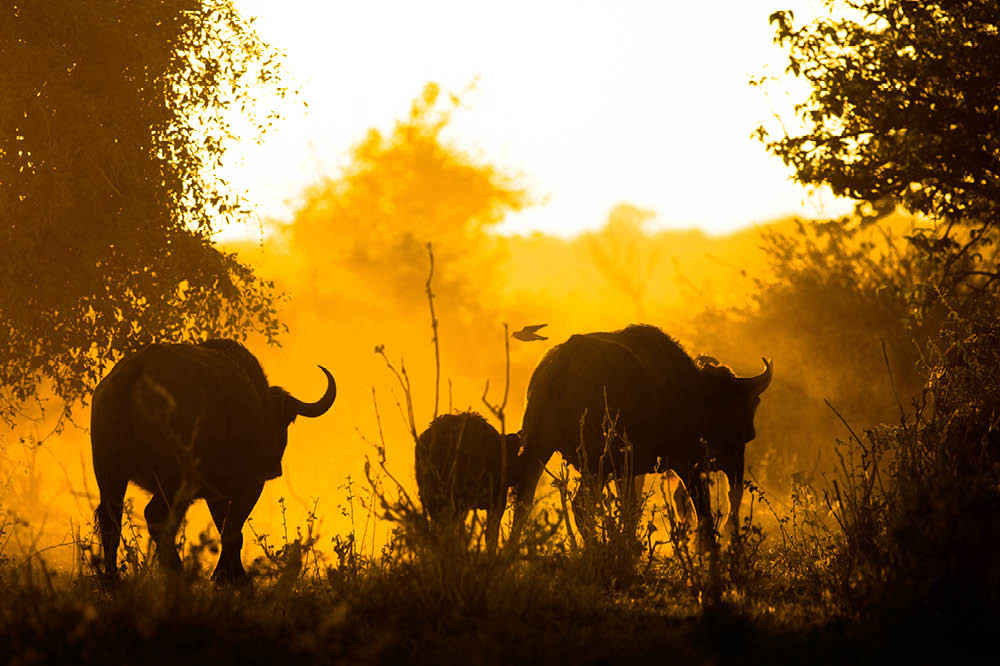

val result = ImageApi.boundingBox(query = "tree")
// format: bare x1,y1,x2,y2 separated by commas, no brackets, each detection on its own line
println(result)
0,1,286,422
761,0,1000,314
286,82,530,314
584,204,659,320
760,0,1000,623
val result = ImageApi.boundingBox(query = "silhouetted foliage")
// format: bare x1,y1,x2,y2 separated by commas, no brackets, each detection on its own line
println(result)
761,0,1000,632
762,0,1000,318
0,1,287,422
765,1,1000,219
690,212,925,492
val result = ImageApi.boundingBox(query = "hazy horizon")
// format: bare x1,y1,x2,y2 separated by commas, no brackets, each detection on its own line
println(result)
216,0,854,241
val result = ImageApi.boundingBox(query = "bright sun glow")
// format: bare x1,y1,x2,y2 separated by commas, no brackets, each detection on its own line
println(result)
221,0,852,240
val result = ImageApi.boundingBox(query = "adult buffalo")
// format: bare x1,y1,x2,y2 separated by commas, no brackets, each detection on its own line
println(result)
415,411,521,552
513,324,771,546
91,339,336,583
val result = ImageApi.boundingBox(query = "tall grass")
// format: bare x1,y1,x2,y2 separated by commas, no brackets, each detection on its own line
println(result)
3,227,999,663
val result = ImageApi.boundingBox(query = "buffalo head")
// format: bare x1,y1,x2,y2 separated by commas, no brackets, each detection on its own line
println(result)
699,356,772,450
265,367,337,478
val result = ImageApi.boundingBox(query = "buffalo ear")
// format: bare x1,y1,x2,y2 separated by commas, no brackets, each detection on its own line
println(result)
270,386,299,426
505,433,522,457
504,433,523,484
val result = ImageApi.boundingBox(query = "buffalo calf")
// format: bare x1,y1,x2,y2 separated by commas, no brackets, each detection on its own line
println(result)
415,411,521,551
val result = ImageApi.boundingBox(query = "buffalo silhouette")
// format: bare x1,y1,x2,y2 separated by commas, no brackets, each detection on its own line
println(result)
512,324,771,547
415,411,521,551
91,339,336,583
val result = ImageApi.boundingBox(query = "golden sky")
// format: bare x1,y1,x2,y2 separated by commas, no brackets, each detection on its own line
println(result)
221,0,852,239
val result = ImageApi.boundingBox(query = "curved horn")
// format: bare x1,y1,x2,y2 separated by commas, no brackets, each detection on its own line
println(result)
292,366,337,418
738,357,772,396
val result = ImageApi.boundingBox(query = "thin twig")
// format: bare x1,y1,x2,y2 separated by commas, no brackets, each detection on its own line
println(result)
374,346,418,444
481,323,513,540
501,323,510,419
371,387,386,464
824,398,868,456
425,243,440,420
481,323,511,433
881,339,906,423
87,155,124,198
542,463,578,551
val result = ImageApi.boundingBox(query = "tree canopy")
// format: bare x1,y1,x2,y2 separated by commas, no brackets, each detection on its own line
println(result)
285,83,530,313
756,4,1000,617
761,0,1000,316
764,1,1000,221
0,1,286,422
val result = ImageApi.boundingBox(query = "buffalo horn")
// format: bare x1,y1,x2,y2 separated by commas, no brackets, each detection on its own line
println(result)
738,357,773,396
292,366,337,417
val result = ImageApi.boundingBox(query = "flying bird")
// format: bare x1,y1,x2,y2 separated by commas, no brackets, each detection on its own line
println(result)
513,324,548,342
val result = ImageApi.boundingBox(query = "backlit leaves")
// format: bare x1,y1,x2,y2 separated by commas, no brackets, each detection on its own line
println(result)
0,1,286,422
762,0,1000,321
763,1,1000,223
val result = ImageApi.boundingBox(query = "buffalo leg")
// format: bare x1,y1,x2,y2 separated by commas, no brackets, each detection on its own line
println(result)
206,498,239,581
510,453,547,545
620,474,644,540
669,474,695,539
686,465,717,552
485,505,502,555
722,448,746,542
144,492,187,574
95,476,127,580
484,475,507,554
208,483,263,584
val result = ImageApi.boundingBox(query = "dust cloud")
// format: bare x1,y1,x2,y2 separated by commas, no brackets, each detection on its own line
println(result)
0,85,917,569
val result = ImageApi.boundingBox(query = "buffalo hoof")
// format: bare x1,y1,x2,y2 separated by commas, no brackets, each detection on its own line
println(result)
96,571,121,591
155,553,184,577
211,567,252,591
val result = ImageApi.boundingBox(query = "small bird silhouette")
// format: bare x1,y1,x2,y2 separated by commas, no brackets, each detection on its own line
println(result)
695,354,720,368
512,324,548,342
